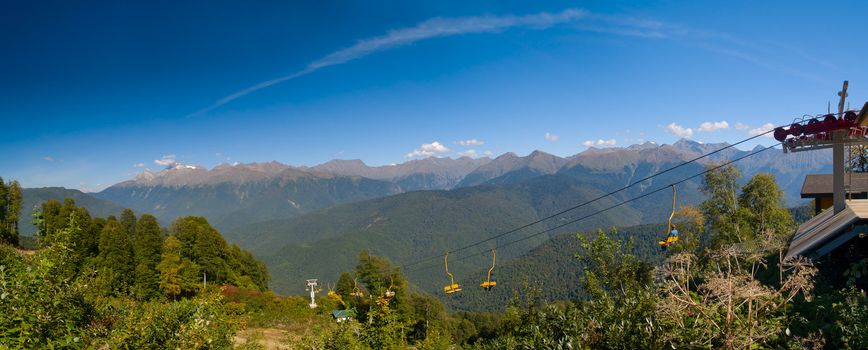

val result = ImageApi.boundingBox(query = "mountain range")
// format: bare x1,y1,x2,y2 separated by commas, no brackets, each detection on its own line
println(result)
17,139,833,303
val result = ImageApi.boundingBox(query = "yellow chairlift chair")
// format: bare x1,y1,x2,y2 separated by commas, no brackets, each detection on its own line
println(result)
350,278,365,298
384,275,396,298
480,249,497,290
442,252,462,294
658,185,680,249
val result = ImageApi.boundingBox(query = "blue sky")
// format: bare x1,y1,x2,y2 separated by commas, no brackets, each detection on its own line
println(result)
2,1,866,191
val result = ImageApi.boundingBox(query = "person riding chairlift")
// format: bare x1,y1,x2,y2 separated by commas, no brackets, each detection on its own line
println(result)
659,223,679,249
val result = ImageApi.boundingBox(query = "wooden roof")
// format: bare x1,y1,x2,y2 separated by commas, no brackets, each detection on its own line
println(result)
801,173,868,197
786,200,868,260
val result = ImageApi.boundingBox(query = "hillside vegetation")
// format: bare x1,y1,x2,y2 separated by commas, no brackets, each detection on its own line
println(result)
19,187,126,236
248,175,645,295
80,140,828,241
272,165,867,349
0,197,268,348
2,164,866,348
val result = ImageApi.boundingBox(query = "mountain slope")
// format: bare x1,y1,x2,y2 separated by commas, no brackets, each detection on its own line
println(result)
243,173,646,295
95,163,402,233
237,140,825,297
311,156,491,191
442,223,666,311
19,187,127,236
457,151,567,188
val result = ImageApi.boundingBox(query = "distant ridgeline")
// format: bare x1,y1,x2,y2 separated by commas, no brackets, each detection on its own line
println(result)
87,139,829,237
11,140,834,304
34,198,269,296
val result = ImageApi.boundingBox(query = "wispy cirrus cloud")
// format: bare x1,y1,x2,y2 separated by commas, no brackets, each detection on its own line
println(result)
189,9,589,117
582,139,616,147
456,139,484,146
458,149,478,157
544,132,560,141
187,7,830,117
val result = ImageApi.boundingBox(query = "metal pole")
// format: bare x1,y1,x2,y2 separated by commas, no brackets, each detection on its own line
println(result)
833,81,849,213
307,279,318,308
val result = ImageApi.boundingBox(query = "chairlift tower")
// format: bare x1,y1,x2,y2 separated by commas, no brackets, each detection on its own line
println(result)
775,81,868,214
306,279,320,308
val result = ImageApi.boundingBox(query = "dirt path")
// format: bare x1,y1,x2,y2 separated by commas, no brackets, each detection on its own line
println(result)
234,327,289,349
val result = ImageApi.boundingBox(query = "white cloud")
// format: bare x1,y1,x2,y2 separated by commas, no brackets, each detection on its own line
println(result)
735,122,749,130
483,151,493,157
421,141,450,153
582,139,617,147
154,154,179,167
698,120,729,132
458,149,478,157
666,123,693,138
747,123,775,137
406,141,451,158
41,156,54,162
406,150,435,158
544,132,560,141
456,139,484,146
133,163,146,168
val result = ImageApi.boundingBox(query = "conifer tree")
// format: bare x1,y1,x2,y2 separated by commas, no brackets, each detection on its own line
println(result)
191,221,229,284
179,258,203,295
133,214,163,299
0,178,22,245
0,176,6,225
7,181,21,240
120,208,137,243
98,219,134,294
336,272,356,297
158,235,183,299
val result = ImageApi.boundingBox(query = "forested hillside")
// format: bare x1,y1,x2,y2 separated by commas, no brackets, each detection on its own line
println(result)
96,164,402,233
3,161,866,349
247,174,645,295
280,164,866,349
442,223,668,311
239,146,710,296
0,191,270,347
19,187,126,236
83,139,829,247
